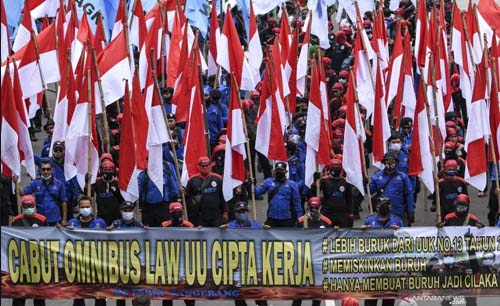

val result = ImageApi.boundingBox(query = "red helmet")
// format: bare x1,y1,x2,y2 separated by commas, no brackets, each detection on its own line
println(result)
212,144,226,158
445,121,457,129
333,128,344,138
332,83,344,91
116,113,124,124
100,153,114,163
198,156,210,165
241,99,254,111
444,159,458,169
101,160,115,170
446,127,458,137
444,141,456,151
169,202,184,214
337,105,348,116
322,57,332,64
339,70,349,78
21,195,36,207
454,194,470,205
307,197,321,209
331,118,346,130
328,157,343,169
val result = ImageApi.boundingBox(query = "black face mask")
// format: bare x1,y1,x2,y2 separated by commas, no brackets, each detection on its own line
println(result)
454,203,469,217
329,168,341,177
445,152,457,160
103,172,114,181
275,171,286,182
172,212,183,225
378,205,390,217
215,154,224,166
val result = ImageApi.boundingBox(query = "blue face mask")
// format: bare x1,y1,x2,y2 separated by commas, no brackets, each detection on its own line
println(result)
445,169,458,177
235,212,248,222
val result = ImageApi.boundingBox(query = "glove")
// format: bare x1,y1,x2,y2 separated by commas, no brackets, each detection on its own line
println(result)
313,172,321,180
407,213,415,224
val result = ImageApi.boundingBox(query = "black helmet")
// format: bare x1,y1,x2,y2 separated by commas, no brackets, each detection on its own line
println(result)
382,151,399,163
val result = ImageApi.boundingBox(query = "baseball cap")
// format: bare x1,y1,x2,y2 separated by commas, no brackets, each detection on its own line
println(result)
275,162,287,171
235,202,249,212
21,195,36,207
121,201,136,209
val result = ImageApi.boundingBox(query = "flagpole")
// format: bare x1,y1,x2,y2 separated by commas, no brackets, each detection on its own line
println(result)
430,20,444,162
91,48,111,153
419,67,442,223
484,35,500,213
31,30,52,119
86,67,92,198
230,73,258,221
349,69,373,215
150,49,189,219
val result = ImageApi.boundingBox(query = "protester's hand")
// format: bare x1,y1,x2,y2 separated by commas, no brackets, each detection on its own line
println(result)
219,224,228,230
360,225,369,230
65,225,75,230
313,172,321,181
222,214,229,224
12,175,19,182
143,225,150,230
390,224,400,230
60,219,67,227
247,177,256,186
476,223,484,229
85,173,92,182
106,225,114,231
436,221,445,228
263,225,271,230
180,187,186,195
495,188,500,196
408,213,415,224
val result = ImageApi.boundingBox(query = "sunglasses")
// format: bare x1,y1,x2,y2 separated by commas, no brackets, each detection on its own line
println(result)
41,168,52,171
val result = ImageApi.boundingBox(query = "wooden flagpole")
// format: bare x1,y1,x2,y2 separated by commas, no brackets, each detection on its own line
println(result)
86,67,93,197
91,48,111,153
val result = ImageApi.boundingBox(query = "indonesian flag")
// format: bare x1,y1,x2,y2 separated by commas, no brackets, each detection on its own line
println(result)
144,57,170,193
296,13,310,96
408,80,434,193
466,2,483,65
414,0,427,69
71,13,93,72
94,15,107,55
385,23,403,110
286,26,299,113
30,0,59,19
248,0,262,87
207,2,220,76
64,52,99,189
181,50,207,187
465,52,489,191
96,31,131,114
111,0,126,42
166,9,186,88
12,0,35,53
171,34,194,122
119,72,148,202
342,78,365,195
489,35,500,162
1,64,20,177
271,36,290,116
374,6,389,74
1,0,10,63
451,3,474,111
304,62,330,187
279,12,291,68
11,38,43,107
401,33,417,121
217,5,255,91
255,57,287,161
353,22,375,117
318,50,330,123
129,0,147,49
138,8,161,90
223,75,247,201
371,59,391,169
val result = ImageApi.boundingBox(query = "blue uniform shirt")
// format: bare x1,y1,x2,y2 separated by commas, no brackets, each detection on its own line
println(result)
138,162,179,204
206,103,224,144
288,155,305,194
255,178,303,220
111,219,144,229
364,214,404,229
227,219,263,228
369,170,415,216
24,178,68,223
67,216,107,229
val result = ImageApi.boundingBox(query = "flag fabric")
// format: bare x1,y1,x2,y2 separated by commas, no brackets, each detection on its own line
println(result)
304,62,330,187
385,23,403,109
184,0,209,38
12,0,35,53
138,7,161,89
181,50,207,187
13,38,43,108
94,14,107,55
207,2,220,76
342,78,365,195
217,5,255,91
353,22,375,117
247,0,262,87
401,32,417,121
30,0,59,19
286,26,298,113
408,80,434,193
129,0,147,50
166,9,186,88
371,58,391,169
1,0,10,63
464,52,489,191
97,30,131,114
71,12,93,71
1,63,21,177
255,56,287,162
296,13,310,96
308,0,329,49
414,0,427,69
64,52,100,189
223,75,247,201
466,3,483,65
111,0,126,42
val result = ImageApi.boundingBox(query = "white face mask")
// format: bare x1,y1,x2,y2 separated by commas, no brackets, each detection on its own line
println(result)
80,207,92,217
122,212,134,221
23,208,35,216
41,174,52,180
389,143,401,152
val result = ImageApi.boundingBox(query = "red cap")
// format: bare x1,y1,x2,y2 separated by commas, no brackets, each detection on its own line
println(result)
454,194,470,205
169,202,184,213
212,144,226,158
332,118,346,130
339,70,349,78
21,195,36,207
446,127,458,137
101,160,115,170
307,197,321,209
445,121,457,129
198,156,211,165
338,105,348,115
444,141,456,151
100,153,114,162
444,159,458,169
322,57,332,64
332,83,344,91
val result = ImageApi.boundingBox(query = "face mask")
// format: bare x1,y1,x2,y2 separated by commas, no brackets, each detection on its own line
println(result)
378,205,390,217
122,212,134,221
103,173,113,181
443,256,454,266
80,208,92,217
445,169,458,177
172,213,183,225
329,168,341,177
455,203,469,217
445,152,457,160
235,212,249,223
384,163,396,171
23,207,35,216
310,209,320,219
275,171,286,182
338,78,347,84
41,174,52,180
389,143,401,152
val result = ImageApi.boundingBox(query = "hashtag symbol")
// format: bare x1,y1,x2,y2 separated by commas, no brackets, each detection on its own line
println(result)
322,238,328,254
322,278,329,292
322,258,328,273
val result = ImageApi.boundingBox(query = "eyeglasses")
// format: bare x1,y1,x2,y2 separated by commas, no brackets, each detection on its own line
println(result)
41,168,52,171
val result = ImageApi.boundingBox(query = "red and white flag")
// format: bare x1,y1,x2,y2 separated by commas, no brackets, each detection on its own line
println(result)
286,26,299,113
385,23,403,111
1,64,21,177
64,52,100,189
271,36,290,115
30,0,59,19
71,12,93,72
181,50,207,187
12,0,36,53
111,0,126,42
374,6,389,74
255,56,287,162
342,77,365,195
207,2,220,76
465,52,489,191
94,14,107,55
248,0,262,86
353,21,375,117
97,30,131,114
466,2,483,65
408,81,434,193
217,5,255,91
371,59,391,169
439,1,452,112
414,0,427,69
304,62,330,187
166,9,186,88
296,14,310,96
129,0,147,50
138,8,161,89
223,76,247,201
401,33,417,121
1,0,10,63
